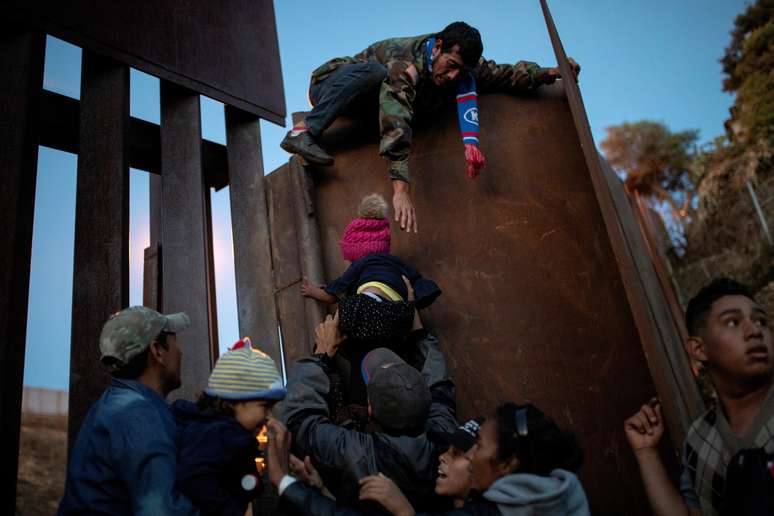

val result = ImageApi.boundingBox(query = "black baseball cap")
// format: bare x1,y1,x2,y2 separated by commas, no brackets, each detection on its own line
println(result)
361,347,431,431
440,418,484,452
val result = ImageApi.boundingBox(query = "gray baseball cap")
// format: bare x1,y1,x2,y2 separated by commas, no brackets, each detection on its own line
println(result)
361,347,431,431
99,306,190,372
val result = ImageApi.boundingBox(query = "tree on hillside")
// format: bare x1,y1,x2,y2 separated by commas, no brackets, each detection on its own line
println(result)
600,120,699,217
720,0,774,146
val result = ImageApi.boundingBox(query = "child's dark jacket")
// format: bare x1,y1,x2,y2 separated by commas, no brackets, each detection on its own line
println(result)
172,400,262,516
324,253,441,309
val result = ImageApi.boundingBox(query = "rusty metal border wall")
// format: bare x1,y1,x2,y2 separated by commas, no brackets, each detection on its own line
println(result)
0,7,284,510
256,5,703,509
539,0,704,442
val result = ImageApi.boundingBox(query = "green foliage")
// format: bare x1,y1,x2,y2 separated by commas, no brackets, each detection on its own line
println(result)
720,0,773,91
600,121,698,204
720,0,774,145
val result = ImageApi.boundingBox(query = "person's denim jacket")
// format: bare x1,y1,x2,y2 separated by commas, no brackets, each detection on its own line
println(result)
57,378,198,516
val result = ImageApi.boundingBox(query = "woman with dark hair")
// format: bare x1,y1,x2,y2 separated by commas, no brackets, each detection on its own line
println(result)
464,403,588,515
358,402,591,515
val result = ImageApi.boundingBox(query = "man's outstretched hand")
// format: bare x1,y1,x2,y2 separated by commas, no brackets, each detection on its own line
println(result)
464,144,485,179
392,180,418,234
548,57,581,82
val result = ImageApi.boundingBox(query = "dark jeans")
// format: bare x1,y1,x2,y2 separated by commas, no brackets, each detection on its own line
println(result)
305,61,387,138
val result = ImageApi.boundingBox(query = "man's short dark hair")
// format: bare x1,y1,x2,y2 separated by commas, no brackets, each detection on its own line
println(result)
111,331,170,379
685,278,755,336
435,21,483,68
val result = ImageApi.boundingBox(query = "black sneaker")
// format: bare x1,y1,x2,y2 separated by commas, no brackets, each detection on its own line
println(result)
280,131,334,166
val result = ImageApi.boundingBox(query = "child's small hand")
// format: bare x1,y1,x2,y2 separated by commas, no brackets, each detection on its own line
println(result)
300,280,316,298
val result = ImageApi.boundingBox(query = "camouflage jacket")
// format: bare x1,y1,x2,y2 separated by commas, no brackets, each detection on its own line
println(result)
310,34,555,182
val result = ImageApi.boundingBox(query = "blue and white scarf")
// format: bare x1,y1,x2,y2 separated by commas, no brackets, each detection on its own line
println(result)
426,37,480,146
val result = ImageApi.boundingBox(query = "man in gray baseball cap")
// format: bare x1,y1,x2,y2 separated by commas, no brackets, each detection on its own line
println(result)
360,347,432,432
58,306,199,516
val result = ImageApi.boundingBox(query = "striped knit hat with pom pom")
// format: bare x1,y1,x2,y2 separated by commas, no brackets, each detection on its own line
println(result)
205,338,286,400
340,193,391,261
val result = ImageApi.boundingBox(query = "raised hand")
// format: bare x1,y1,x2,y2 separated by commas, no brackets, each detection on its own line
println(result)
624,398,664,453
359,474,415,516
313,311,344,357
266,418,292,487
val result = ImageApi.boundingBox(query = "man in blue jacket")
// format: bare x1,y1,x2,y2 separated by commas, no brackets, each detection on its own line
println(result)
57,307,199,516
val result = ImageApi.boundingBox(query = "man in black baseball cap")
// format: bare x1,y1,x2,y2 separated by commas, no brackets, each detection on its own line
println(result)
278,301,457,511
434,418,483,503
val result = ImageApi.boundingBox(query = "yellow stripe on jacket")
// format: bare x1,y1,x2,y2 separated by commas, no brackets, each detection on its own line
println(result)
356,281,403,301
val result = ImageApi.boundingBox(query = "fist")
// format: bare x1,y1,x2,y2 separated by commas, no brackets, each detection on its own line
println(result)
624,399,664,453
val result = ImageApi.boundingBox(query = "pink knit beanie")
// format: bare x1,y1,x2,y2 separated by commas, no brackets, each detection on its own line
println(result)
340,217,390,261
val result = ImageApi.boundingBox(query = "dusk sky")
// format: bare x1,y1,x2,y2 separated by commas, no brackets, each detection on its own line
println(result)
24,0,748,390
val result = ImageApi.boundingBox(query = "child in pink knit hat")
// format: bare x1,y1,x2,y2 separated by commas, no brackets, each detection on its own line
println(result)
302,193,441,343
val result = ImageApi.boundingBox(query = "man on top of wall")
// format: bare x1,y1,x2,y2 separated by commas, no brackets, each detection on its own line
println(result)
281,21,580,234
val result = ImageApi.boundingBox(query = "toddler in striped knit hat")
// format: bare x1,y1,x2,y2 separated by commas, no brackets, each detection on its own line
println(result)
302,193,442,345
172,338,285,516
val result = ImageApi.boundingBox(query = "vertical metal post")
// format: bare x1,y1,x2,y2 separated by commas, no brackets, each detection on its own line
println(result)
144,174,164,310
289,156,326,339
0,29,45,514
69,51,131,448
225,106,282,363
747,180,773,245
159,81,216,400
266,166,311,374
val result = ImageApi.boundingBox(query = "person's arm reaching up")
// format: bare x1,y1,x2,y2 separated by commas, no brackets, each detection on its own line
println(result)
402,276,456,436
624,400,700,516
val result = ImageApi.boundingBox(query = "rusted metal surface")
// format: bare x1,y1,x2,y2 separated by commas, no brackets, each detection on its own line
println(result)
289,156,327,335
68,51,131,448
159,80,216,401
38,90,229,189
2,5,285,513
599,158,703,440
225,106,281,363
143,244,162,311
6,0,286,124
285,85,672,513
0,28,45,514
146,175,163,312
540,0,702,446
265,166,314,372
